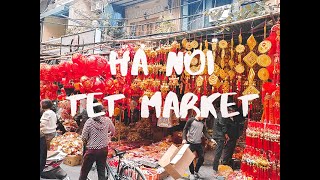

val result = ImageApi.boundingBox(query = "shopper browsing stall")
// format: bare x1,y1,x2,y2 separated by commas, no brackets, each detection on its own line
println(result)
74,99,90,134
222,105,245,167
182,116,216,179
79,105,115,180
40,99,58,150
212,103,245,176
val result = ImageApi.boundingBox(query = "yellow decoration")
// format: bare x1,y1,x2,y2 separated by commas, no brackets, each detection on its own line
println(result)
243,85,260,95
219,69,228,79
214,63,220,75
222,81,230,93
182,38,187,48
258,40,272,54
191,40,199,49
235,44,245,53
209,74,219,85
228,60,235,68
235,63,245,74
243,51,258,67
196,76,204,86
186,42,192,50
257,54,272,67
258,68,269,81
247,34,257,51
228,70,235,80
218,40,228,49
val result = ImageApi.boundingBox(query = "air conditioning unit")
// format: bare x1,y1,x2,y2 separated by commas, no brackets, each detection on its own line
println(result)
91,0,103,12
208,4,231,23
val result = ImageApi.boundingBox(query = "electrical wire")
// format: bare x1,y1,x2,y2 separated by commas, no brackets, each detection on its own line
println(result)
47,0,203,21
42,10,207,28
41,13,279,56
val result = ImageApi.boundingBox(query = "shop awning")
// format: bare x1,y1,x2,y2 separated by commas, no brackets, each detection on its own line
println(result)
40,4,70,20
110,0,146,7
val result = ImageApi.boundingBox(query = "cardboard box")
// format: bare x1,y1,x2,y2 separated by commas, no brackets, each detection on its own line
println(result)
158,171,169,180
63,155,82,166
158,144,195,179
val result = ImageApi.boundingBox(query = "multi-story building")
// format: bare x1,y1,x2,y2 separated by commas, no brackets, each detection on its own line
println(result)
40,0,280,56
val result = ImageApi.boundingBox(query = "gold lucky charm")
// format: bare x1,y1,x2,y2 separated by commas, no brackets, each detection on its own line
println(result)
222,80,230,93
209,74,219,85
228,70,235,80
191,40,199,49
219,69,228,79
243,51,258,68
257,54,272,67
257,38,272,68
219,40,228,69
205,39,209,49
235,33,245,74
196,76,204,86
243,68,260,95
243,34,258,68
228,60,235,69
235,63,245,74
182,38,188,48
186,42,192,50
247,34,257,51
214,63,220,75
258,40,272,54
258,68,269,81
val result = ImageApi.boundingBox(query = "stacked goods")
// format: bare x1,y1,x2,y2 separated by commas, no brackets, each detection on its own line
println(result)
62,119,78,132
135,118,152,138
232,146,244,160
50,132,83,155
127,132,143,142
172,131,182,144
57,100,78,132
218,165,234,178
227,170,246,180
113,121,130,141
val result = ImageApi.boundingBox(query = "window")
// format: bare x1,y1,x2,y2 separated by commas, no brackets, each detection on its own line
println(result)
213,0,232,8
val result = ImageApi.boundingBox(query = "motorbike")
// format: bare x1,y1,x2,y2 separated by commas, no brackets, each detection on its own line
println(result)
40,150,70,180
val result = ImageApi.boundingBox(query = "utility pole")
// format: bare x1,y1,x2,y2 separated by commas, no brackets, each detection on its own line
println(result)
40,18,44,53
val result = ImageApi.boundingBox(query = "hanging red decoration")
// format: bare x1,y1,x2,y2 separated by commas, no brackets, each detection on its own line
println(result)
72,53,82,64
80,75,93,91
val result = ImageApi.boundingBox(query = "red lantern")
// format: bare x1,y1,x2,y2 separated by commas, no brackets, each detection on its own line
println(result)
95,55,107,71
80,75,93,91
74,82,81,91
104,77,114,93
92,77,102,92
71,62,81,80
72,53,82,64
78,55,88,74
123,84,132,97
86,55,98,77
103,63,111,78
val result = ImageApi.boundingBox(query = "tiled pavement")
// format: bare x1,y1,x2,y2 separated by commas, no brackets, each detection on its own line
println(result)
41,150,223,180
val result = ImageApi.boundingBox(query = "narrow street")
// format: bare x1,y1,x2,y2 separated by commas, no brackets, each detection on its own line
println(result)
41,150,218,180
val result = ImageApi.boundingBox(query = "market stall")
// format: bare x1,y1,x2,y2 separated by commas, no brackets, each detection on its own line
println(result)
40,17,280,179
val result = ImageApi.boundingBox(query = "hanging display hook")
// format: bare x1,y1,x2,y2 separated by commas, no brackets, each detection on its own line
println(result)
251,20,254,34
